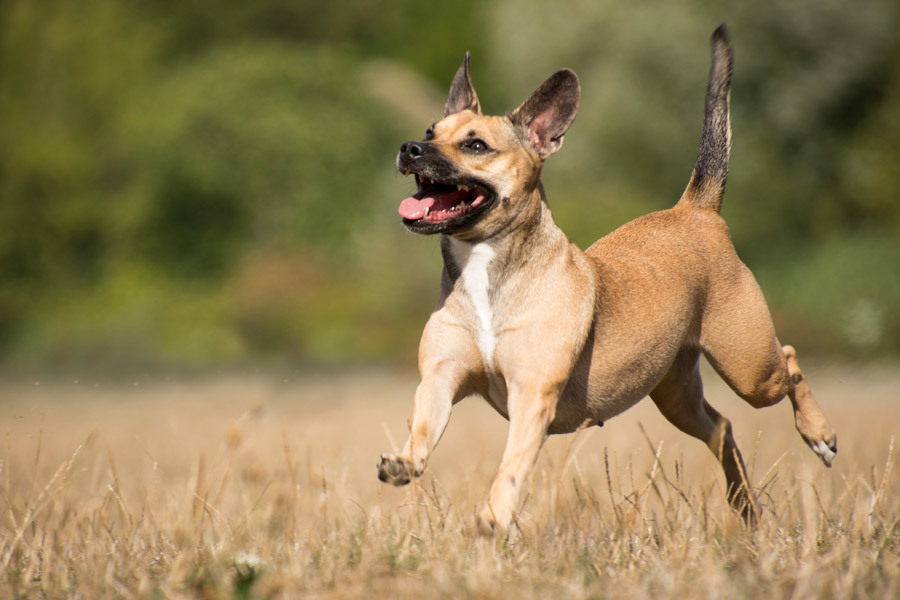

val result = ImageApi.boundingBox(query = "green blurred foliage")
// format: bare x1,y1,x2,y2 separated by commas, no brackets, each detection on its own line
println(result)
0,0,897,370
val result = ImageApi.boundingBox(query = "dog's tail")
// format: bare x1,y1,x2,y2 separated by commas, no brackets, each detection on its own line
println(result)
678,24,733,213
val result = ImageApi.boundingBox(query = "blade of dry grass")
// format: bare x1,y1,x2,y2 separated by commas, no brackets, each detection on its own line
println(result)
0,368,897,599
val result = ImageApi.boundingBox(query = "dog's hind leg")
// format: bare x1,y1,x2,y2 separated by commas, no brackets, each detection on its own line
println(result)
650,347,760,523
700,264,837,466
782,344,837,466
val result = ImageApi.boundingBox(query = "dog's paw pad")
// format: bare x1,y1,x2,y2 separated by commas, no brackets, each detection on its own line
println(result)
377,453,419,486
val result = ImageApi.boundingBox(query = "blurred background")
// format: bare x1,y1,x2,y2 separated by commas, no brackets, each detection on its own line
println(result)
1,0,898,374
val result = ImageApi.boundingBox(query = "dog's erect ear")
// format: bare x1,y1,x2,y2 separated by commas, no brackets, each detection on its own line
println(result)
444,52,481,117
510,69,580,158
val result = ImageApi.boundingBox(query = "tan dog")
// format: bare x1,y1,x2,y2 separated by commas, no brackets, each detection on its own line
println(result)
378,25,836,535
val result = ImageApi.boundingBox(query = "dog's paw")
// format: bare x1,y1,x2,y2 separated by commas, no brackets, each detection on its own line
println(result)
797,418,837,467
808,433,837,467
475,504,511,538
795,412,837,467
376,453,421,486
475,512,497,537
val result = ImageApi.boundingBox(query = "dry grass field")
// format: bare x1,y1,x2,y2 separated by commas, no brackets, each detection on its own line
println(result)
1,362,898,599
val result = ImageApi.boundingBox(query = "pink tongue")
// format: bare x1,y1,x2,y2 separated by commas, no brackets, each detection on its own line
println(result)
398,196,434,220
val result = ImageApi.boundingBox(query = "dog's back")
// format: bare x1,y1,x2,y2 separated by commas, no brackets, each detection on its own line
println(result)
553,26,740,426
586,24,734,263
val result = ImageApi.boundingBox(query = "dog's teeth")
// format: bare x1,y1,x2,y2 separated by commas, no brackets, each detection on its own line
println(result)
457,185,471,192
424,207,430,217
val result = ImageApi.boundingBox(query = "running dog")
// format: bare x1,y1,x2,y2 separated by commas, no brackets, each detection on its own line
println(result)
378,25,836,535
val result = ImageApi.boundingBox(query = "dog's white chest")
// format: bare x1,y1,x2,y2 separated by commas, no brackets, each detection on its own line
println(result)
450,239,498,369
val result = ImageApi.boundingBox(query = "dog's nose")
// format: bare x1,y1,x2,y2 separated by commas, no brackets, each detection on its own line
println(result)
400,141,425,158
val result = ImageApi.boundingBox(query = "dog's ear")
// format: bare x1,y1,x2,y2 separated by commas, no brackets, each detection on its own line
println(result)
444,52,481,117
510,69,580,158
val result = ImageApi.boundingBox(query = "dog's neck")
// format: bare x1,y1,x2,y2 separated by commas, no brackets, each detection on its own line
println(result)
438,183,574,371
441,182,568,276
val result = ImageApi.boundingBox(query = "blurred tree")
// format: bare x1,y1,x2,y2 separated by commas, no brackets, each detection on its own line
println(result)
122,44,396,277
0,0,896,367
486,0,900,252
0,0,163,350
0,0,490,366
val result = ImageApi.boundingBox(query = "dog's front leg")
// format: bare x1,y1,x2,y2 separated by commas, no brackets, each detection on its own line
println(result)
477,379,559,536
378,358,470,486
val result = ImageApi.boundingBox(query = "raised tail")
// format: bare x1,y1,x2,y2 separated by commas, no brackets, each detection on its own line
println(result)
678,24,734,213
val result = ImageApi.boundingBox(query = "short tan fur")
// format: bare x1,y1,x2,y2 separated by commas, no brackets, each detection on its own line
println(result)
379,25,836,535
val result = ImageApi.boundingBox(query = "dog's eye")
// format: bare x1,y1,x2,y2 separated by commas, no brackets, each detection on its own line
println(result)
424,127,434,141
467,139,490,153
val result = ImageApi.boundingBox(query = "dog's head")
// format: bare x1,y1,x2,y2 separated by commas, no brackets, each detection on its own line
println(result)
397,53,580,238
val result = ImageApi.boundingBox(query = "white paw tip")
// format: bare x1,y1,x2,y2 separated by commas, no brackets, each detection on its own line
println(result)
811,440,836,467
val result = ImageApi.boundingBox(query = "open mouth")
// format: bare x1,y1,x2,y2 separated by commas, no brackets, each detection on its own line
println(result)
398,176,493,231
